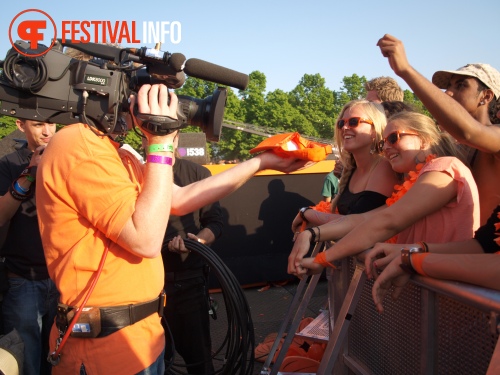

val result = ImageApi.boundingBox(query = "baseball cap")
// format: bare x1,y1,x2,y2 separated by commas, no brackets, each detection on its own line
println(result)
432,63,500,100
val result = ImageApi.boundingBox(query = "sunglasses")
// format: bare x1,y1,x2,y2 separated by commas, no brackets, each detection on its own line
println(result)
336,117,374,129
378,130,420,150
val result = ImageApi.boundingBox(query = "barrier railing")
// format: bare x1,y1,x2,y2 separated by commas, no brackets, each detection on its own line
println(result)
265,255,500,375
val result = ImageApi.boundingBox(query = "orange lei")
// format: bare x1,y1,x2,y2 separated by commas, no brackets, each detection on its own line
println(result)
386,154,436,206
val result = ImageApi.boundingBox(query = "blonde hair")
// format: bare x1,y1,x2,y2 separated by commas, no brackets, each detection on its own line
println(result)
330,100,387,213
365,76,404,102
388,111,463,160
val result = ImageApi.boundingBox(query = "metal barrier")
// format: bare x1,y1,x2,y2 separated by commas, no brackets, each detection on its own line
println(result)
265,255,500,374
330,257,500,375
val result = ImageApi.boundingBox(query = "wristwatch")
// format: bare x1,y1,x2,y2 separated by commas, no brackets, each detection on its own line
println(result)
400,246,424,274
299,207,311,221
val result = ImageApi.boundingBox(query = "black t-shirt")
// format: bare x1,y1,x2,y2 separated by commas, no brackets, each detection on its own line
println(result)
474,205,500,253
336,171,388,215
0,145,50,280
161,158,223,273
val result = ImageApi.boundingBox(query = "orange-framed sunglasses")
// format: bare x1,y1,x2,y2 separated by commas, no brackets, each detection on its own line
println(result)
336,117,374,129
378,130,420,150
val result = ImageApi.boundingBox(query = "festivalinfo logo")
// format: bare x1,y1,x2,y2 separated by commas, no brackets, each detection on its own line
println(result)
9,9,182,57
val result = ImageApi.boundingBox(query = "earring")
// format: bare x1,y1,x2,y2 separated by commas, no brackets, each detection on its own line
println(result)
369,139,376,155
480,101,485,105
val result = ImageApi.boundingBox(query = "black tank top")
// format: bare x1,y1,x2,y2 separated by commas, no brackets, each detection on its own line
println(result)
337,171,389,215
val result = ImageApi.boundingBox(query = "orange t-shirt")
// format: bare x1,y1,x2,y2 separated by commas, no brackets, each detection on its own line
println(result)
37,124,164,374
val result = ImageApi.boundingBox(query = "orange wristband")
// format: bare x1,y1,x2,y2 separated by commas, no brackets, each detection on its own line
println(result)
313,252,336,269
411,252,430,277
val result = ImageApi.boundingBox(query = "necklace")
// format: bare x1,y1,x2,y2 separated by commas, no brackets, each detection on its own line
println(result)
386,154,436,207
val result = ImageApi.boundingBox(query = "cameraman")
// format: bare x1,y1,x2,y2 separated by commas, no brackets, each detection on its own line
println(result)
36,83,307,374
0,118,59,375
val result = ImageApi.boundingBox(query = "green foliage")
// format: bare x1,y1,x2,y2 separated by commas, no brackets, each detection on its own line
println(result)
0,70,431,162
403,90,431,117
0,115,17,139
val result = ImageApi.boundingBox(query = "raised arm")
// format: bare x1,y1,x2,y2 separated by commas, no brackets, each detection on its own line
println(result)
377,34,500,154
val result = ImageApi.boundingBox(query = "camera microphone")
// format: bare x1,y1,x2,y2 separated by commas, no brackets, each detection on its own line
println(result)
128,48,186,71
183,58,249,90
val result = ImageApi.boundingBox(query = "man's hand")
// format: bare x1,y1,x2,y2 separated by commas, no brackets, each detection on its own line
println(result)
256,151,313,174
376,34,412,78
129,84,179,144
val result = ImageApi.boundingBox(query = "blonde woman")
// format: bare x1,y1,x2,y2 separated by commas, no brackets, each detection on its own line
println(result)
294,100,400,233
289,111,479,277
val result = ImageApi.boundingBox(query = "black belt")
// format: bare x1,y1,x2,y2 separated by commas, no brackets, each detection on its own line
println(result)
56,292,166,338
98,295,165,337
165,268,205,282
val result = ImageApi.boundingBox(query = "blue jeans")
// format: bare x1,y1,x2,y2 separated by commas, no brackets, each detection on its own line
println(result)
136,349,165,375
2,277,59,375
79,349,165,375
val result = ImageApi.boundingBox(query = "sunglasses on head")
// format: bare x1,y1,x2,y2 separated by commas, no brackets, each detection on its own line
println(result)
378,130,420,150
336,117,374,129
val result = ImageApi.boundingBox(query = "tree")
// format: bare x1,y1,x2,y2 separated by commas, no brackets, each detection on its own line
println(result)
333,74,368,114
0,115,17,139
288,74,336,139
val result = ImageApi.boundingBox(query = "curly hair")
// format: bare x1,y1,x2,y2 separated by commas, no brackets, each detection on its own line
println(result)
365,76,404,102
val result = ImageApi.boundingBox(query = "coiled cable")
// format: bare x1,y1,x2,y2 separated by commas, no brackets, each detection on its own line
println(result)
164,238,255,375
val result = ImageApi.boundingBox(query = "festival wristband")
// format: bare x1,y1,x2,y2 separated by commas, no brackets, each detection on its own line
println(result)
21,166,37,183
411,253,430,277
148,143,174,153
313,252,336,269
147,154,173,165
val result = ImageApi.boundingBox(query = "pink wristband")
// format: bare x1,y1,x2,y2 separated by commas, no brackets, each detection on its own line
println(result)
147,154,173,165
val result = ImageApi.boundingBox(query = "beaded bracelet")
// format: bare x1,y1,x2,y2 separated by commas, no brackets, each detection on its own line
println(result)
148,144,174,153
147,154,173,165
313,252,336,269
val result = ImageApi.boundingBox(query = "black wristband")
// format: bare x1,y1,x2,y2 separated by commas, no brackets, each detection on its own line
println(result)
9,183,31,201
306,227,317,243
299,207,311,221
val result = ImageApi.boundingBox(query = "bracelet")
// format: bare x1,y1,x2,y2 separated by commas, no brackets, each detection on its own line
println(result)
147,154,173,165
21,166,37,183
306,227,317,243
313,252,336,269
417,241,429,252
411,253,430,277
299,207,312,221
14,180,29,194
8,183,31,201
148,144,174,153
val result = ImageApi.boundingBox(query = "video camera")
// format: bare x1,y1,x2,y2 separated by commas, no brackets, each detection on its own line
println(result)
0,40,249,141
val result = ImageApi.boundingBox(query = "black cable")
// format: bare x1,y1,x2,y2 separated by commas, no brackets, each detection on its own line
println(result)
164,238,255,375
2,52,48,92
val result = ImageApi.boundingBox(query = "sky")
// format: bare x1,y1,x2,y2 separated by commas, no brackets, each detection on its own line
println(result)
2,0,500,95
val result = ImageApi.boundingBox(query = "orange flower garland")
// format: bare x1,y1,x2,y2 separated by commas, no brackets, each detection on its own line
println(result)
386,154,436,207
